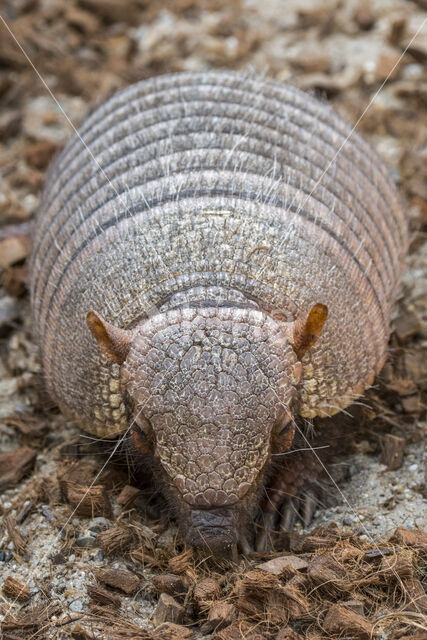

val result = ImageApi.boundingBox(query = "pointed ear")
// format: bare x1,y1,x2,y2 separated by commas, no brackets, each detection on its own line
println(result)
291,303,328,358
86,311,134,364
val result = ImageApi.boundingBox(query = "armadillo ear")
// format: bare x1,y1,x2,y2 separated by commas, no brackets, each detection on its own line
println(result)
86,311,134,365
291,303,328,358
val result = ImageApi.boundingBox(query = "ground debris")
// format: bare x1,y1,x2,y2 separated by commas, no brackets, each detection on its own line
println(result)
202,601,237,633
389,527,427,548
69,614,152,640
24,140,58,170
152,573,188,599
116,484,142,508
275,629,304,640
153,592,186,626
193,576,221,604
402,578,427,613
3,515,27,555
379,433,406,470
95,567,140,595
96,524,135,556
4,414,49,439
152,622,194,639
212,619,272,640
65,483,112,518
323,603,374,639
0,231,29,269
380,549,414,579
1,603,61,639
87,583,122,609
306,552,349,593
300,524,350,552
2,575,31,601
0,447,37,490
234,569,309,624
256,555,308,576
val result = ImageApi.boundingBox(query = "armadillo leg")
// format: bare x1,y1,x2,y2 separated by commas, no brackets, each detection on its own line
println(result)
256,451,326,551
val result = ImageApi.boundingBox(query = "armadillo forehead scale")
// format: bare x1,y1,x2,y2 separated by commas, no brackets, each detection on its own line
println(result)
30,71,407,437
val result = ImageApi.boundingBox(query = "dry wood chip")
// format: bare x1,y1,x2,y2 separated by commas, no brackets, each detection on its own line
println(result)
24,140,58,170
400,393,421,414
87,583,122,609
0,110,21,140
301,525,346,552
307,553,348,592
394,310,422,341
5,414,48,439
79,0,141,23
64,483,112,518
1,603,60,636
323,604,373,639
152,622,194,639
0,447,37,490
168,549,194,574
204,601,236,632
96,525,135,555
275,628,304,640
380,549,414,579
71,617,151,639
0,235,29,268
340,599,365,615
153,593,185,626
57,460,97,490
257,555,308,575
379,433,406,470
235,569,308,624
390,527,427,547
116,484,142,508
15,499,34,524
152,574,188,599
402,578,427,613
212,620,270,640
193,577,221,603
95,567,140,595
65,6,100,34
4,516,27,554
2,575,30,601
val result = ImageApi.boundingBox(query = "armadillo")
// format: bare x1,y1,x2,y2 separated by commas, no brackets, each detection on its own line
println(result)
30,71,406,551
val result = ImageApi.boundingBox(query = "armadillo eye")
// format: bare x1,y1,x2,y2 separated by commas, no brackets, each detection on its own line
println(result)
131,414,152,454
273,410,295,450
276,420,292,438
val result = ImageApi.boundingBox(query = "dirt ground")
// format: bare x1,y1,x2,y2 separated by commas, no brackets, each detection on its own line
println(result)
0,0,426,638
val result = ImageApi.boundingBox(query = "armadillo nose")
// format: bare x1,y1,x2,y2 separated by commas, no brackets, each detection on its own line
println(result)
185,507,238,551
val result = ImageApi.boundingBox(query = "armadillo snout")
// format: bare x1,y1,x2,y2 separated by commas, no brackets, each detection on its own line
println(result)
186,507,239,550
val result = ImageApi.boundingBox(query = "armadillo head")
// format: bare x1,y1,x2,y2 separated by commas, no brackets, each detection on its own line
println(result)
87,303,327,551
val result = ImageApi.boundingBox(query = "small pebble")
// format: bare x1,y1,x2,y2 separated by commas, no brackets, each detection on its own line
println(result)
40,505,56,522
408,464,418,472
88,517,111,533
69,599,84,612
343,517,352,526
75,535,96,548
98,550,104,561
68,554,75,562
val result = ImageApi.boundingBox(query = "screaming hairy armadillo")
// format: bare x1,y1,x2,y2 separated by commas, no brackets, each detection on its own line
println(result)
30,71,406,551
